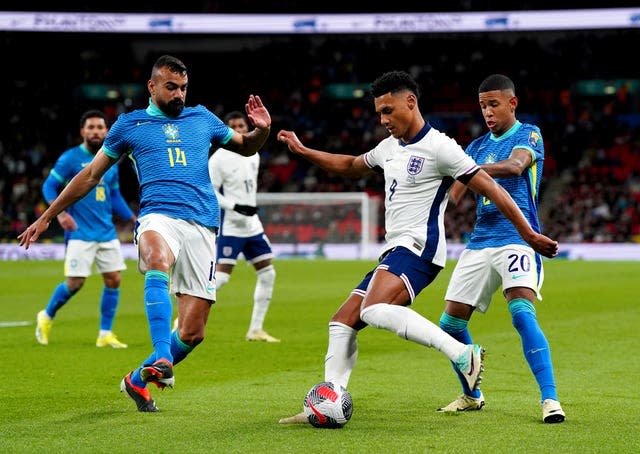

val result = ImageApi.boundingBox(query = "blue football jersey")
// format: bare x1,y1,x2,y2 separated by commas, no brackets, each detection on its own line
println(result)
466,121,544,249
103,101,234,228
44,144,124,242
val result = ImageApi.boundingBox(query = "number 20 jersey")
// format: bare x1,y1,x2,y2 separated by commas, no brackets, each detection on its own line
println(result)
465,120,544,249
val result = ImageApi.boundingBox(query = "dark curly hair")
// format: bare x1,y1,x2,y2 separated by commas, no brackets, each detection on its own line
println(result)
370,71,419,99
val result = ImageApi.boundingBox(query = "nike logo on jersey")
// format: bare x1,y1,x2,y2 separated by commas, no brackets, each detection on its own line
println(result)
145,301,164,306
528,347,547,355
385,158,393,162
136,121,152,126
511,274,527,279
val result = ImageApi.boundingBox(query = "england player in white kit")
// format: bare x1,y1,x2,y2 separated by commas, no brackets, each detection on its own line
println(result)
209,111,279,343
276,71,558,424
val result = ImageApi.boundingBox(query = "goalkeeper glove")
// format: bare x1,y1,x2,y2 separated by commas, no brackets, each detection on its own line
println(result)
233,204,258,216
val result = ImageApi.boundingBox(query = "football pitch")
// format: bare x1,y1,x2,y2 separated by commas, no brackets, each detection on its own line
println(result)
1,258,638,453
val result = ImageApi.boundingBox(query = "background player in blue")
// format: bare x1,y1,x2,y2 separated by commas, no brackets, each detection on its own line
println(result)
18,55,272,412
438,74,565,423
35,110,134,349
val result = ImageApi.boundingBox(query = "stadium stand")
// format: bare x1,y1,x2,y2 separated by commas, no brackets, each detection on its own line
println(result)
1,27,639,243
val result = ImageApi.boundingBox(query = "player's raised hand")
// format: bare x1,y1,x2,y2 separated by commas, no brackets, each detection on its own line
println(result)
245,95,271,130
528,233,559,258
17,217,52,250
277,130,305,155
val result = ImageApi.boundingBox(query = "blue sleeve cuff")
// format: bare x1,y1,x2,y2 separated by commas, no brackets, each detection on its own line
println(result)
102,145,121,160
219,127,235,146
42,175,61,204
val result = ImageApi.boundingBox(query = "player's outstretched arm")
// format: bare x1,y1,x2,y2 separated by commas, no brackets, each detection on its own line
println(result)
277,130,372,179
466,169,558,258
230,94,271,157
18,151,116,249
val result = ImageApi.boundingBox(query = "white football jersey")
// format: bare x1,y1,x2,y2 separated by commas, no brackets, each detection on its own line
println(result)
208,148,264,238
364,124,478,267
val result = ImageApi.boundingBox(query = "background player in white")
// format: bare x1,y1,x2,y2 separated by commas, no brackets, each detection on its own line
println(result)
36,110,134,348
277,71,559,423
438,74,565,423
209,111,279,343
18,55,272,412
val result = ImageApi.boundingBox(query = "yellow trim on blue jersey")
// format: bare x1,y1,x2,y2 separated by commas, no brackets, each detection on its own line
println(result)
128,154,140,181
529,160,537,200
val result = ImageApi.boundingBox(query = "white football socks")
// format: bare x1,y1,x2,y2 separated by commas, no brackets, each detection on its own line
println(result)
360,303,465,361
249,265,276,332
324,322,358,390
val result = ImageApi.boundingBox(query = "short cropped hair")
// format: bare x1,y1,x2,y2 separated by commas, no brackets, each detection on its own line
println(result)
371,71,420,99
80,109,109,129
151,55,187,78
478,74,515,94
223,110,246,124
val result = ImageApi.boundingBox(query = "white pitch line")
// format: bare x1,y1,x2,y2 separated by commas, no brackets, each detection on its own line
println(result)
0,321,32,328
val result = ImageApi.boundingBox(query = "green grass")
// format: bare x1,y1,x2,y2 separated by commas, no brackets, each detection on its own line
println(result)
1,259,638,453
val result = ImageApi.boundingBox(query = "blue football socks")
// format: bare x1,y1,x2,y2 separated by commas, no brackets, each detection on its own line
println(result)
509,298,558,402
100,287,119,331
44,282,76,318
439,312,482,398
144,270,173,364
170,330,194,366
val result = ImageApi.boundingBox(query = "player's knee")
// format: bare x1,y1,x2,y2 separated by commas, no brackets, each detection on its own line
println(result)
257,265,275,286
360,304,384,329
66,278,85,293
141,251,172,272
103,273,121,288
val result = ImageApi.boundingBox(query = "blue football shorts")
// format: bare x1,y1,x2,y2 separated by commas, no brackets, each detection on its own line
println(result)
354,246,442,303
217,232,274,265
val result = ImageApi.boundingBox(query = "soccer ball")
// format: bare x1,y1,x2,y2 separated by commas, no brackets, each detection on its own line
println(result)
303,381,353,428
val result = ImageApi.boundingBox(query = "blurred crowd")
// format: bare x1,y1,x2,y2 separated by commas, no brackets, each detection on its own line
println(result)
1,29,639,244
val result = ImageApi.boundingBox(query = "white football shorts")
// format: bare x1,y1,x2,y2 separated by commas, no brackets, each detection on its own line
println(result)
136,213,217,302
64,239,126,277
445,245,543,313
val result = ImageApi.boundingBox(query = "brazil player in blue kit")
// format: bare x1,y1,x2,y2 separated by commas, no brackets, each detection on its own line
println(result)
19,55,272,412
277,71,559,424
35,110,134,348
438,74,565,423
